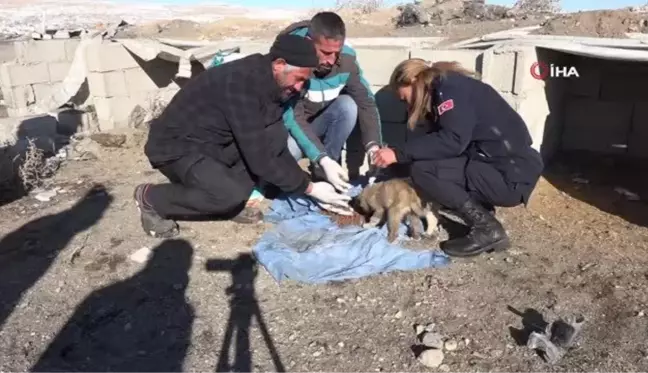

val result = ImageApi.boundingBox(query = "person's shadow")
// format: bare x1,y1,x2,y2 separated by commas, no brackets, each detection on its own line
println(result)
206,253,285,372
31,239,195,372
0,184,112,330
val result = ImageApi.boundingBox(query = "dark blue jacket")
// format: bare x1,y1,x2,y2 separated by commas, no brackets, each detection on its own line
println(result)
394,72,543,203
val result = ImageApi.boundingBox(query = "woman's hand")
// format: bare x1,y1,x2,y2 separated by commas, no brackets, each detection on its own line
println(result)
374,148,397,168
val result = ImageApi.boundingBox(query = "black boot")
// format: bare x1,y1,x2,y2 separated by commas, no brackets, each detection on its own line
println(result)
440,199,510,257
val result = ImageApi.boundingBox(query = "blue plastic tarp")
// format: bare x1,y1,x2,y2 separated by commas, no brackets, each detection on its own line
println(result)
253,183,451,284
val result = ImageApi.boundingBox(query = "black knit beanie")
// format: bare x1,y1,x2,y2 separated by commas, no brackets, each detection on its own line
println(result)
269,34,319,68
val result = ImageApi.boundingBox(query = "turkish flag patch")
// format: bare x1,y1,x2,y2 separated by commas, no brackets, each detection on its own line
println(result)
437,99,454,116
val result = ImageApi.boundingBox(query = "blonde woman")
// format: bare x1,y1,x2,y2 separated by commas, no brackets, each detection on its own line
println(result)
373,59,543,258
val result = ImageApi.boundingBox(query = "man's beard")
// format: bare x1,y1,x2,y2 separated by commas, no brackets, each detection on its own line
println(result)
314,64,333,78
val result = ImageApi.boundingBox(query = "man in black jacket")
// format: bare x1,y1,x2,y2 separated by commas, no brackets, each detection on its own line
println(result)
135,34,353,238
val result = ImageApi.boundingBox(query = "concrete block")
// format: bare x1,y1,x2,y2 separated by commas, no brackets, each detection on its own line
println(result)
516,89,550,153
0,63,50,87
628,103,648,157
124,67,162,94
93,95,147,130
48,62,71,82
353,47,409,86
238,42,271,55
85,41,140,73
87,71,128,98
6,107,37,117
64,39,80,61
410,48,483,73
0,42,16,63
512,47,546,95
32,83,55,102
3,85,36,108
481,48,516,93
561,98,633,154
13,40,68,63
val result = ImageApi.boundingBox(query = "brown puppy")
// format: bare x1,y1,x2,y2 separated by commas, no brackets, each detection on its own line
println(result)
352,178,440,243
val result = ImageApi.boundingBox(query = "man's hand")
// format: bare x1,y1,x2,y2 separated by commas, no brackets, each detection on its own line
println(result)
319,156,352,193
306,181,353,216
374,147,397,168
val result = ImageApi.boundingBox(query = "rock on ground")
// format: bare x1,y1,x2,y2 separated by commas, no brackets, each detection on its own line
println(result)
1,130,648,371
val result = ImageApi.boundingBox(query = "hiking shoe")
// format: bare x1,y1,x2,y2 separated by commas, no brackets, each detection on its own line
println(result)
133,184,179,238
231,207,264,224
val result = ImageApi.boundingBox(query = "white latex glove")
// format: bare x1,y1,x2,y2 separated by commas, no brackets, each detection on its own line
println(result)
306,181,353,216
319,156,352,193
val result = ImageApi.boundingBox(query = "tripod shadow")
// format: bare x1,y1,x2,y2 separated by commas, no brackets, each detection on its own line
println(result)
31,239,195,372
205,253,285,372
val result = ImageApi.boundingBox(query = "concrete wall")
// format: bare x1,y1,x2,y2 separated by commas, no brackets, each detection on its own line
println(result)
84,40,182,130
0,39,80,117
3,37,646,163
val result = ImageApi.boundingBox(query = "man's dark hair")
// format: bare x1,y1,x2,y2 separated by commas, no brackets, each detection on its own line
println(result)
308,12,346,40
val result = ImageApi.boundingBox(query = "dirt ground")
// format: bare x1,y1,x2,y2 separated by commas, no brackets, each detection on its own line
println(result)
1,130,648,371
115,8,648,42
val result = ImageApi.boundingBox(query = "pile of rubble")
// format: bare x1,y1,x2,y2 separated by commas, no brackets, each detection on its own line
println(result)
394,0,557,28
394,0,648,38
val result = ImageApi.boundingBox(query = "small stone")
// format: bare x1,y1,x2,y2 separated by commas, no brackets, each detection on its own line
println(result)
504,257,513,263
34,189,57,202
124,323,132,331
288,333,297,341
415,324,426,336
356,296,362,302
439,364,450,372
490,349,504,358
444,339,458,351
425,323,436,331
421,332,444,349
637,310,645,317
336,297,345,303
417,348,444,368
312,350,322,357
129,247,152,264
463,337,471,346
394,310,403,319
337,341,345,348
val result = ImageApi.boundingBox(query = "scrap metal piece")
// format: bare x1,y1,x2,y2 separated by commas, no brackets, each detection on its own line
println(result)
527,331,565,364
550,315,585,348
526,315,585,364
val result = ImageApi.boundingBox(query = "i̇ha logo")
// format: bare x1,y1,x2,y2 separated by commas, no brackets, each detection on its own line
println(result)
530,61,580,80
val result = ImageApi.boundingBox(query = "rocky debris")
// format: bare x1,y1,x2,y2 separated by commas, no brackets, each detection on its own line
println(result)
89,133,127,148
534,9,648,37
413,322,446,368
395,0,521,28
417,348,444,367
508,0,560,16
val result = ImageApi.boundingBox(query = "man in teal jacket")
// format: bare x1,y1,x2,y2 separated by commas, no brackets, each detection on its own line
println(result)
278,12,383,193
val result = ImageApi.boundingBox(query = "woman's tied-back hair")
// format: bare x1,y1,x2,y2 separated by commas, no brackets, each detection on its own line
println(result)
389,58,477,130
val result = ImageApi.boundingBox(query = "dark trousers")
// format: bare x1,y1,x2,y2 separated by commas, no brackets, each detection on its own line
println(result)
146,155,254,219
410,156,524,210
